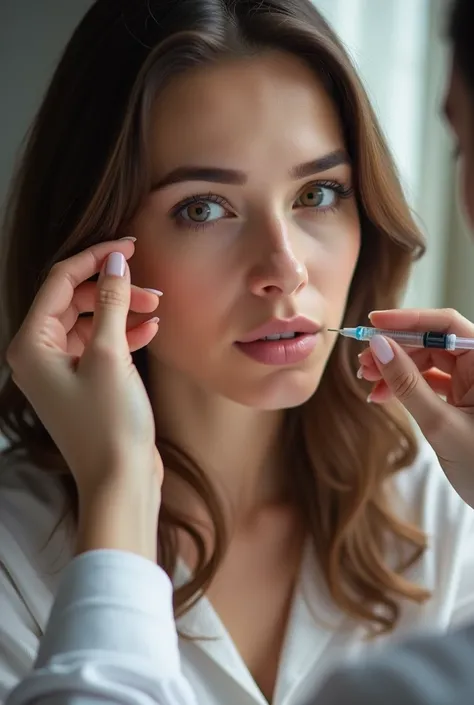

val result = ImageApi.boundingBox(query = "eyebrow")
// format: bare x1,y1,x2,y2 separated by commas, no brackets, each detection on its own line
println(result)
151,148,349,191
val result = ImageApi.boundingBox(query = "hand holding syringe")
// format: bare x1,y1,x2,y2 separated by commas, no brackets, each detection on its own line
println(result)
341,307,474,510
328,326,474,351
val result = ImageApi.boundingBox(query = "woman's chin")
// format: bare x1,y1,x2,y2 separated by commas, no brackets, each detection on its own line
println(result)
220,369,322,411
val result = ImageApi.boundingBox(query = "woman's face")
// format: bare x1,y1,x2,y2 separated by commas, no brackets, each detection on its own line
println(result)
130,51,360,410
445,61,474,228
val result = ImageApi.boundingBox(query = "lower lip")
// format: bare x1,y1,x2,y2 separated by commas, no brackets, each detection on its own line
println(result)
235,334,319,365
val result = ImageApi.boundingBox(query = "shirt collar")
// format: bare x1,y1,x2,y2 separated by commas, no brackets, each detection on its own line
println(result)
174,541,349,705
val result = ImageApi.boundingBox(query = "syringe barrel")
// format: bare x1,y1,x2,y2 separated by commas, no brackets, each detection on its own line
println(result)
355,327,425,346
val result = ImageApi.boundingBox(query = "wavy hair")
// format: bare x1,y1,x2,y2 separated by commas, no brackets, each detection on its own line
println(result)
0,0,429,635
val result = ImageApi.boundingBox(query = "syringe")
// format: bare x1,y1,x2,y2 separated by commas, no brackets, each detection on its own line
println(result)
328,326,474,351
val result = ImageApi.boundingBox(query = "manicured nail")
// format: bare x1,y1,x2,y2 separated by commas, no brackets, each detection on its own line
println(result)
143,288,163,297
357,352,363,360
370,335,394,364
147,317,160,325
357,366,364,379
119,236,137,242
105,252,126,277
367,393,373,403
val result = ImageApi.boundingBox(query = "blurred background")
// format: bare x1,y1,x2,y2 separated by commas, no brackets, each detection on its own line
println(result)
0,0,471,316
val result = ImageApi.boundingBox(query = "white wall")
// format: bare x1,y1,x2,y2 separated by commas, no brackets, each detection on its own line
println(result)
0,1,93,220
314,0,455,311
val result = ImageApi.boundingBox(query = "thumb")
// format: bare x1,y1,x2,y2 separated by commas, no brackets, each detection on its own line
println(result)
369,335,448,435
89,251,131,354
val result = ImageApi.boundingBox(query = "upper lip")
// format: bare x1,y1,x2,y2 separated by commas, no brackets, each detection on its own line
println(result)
237,316,321,343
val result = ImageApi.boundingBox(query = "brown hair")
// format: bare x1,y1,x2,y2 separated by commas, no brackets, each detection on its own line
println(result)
0,0,429,636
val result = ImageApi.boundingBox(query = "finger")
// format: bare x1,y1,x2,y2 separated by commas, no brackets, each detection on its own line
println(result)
368,370,452,403
125,317,160,352
423,369,453,398
368,335,452,438
359,360,450,384
87,252,131,356
367,379,391,403
369,308,474,337
359,347,457,376
68,311,160,356
358,364,383,382
26,238,136,326
60,281,161,333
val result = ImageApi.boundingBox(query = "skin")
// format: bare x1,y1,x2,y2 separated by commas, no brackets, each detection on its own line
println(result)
444,62,474,228
127,52,361,698
129,51,360,518
7,50,361,702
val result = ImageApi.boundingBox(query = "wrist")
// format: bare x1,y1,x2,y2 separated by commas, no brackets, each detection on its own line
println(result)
76,477,160,562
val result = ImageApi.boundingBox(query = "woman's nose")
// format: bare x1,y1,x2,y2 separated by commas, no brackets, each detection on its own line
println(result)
247,221,309,298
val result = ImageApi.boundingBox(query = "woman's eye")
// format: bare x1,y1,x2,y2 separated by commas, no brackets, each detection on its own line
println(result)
295,185,337,209
178,201,227,223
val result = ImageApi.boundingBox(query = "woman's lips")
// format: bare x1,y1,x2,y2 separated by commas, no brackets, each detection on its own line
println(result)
234,333,319,365
237,316,321,343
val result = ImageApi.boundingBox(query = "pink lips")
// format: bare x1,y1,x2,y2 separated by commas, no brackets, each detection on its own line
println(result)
235,317,321,366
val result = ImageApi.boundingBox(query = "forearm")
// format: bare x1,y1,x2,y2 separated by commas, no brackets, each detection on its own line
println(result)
6,551,198,705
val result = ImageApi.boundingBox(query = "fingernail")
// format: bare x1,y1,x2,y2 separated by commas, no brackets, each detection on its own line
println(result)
367,393,373,403
105,252,126,277
357,352,363,360
147,316,160,324
143,288,163,297
357,366,364,379
118,236,137,242
370,335,394,364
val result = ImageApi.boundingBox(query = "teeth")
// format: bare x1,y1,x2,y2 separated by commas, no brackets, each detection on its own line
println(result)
261,332,297,341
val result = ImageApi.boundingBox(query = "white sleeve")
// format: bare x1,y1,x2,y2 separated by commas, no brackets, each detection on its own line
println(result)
4,550,198,705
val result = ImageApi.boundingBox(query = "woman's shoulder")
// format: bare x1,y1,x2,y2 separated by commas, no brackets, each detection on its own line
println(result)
393,434,474,533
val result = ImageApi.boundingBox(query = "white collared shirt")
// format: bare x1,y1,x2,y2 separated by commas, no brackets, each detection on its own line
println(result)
1,440,474,705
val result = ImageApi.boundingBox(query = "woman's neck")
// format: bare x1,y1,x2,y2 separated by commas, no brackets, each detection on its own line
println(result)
148,357,288,522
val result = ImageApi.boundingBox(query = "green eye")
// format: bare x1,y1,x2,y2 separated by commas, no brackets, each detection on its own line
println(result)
177,200,228,224
296,185,337,209
184,202,212,222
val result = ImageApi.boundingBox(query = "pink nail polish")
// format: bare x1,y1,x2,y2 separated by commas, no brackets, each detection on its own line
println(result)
105,252,126,277
143,288,163,297
370,335,394,364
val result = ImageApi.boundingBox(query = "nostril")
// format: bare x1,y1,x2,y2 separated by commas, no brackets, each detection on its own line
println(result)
261,284,282,294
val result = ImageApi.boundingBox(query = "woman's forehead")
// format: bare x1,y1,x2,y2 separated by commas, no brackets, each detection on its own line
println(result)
148,52,346,177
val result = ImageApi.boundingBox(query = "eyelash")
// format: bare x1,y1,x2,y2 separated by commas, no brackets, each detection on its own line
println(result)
169,180,354,232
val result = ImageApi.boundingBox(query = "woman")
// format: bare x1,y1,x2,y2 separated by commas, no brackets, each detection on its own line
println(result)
1,1,473,704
